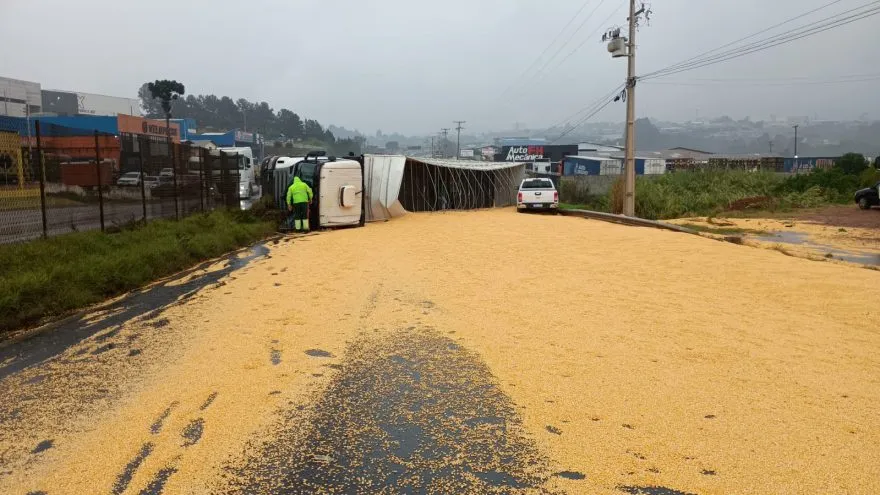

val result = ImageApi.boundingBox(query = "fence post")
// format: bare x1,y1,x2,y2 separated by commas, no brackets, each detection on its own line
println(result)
35,121,47,239
137,135,147,223
221,151,228,208
94,131,105,232
170,139,179,220
199,147,205,213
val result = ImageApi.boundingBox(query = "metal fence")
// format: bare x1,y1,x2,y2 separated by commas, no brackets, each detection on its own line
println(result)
0,120,242,244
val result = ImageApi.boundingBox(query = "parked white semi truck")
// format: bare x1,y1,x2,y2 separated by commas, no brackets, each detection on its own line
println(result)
218,146,256,198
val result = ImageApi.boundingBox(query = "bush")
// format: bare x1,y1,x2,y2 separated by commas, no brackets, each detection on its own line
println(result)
859,167,880,188
612,171,783,220
779,186,829,209
558,177,595,205
0,210,275,332
836,152,868,176
776,167,858,202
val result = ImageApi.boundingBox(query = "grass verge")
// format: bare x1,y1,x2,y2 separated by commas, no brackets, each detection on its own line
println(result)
559,167,872,220
0,209,275,333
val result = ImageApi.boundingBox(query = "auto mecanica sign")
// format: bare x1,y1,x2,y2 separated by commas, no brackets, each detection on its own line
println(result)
500,144,577,162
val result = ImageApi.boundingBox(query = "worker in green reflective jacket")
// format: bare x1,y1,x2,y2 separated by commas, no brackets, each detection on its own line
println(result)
286,176,314,233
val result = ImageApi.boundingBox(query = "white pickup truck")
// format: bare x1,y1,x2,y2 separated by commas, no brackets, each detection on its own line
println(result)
517,178,558,212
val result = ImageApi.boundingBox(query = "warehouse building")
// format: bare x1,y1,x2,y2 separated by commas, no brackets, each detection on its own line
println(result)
0,77,42,117
40,89,141,117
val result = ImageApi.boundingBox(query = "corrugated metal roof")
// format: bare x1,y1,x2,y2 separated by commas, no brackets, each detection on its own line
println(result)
405,156,527,171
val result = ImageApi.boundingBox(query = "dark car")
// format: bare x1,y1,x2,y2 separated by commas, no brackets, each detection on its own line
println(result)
854,182,880,210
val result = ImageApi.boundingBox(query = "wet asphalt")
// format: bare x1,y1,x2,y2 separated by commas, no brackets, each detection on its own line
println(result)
220,328,567,494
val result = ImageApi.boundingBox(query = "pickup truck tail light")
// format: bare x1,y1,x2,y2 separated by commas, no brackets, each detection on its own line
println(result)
517,192,522,203
553,191,559,202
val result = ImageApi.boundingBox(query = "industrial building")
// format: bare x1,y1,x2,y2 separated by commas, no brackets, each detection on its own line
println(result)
41,89,141,117
562,155,666,176
2,75,143,119
0,77,42,117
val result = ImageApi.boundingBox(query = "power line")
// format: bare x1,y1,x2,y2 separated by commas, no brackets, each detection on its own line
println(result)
495,0,597,101
644,6,880,80
531,0,611,79
550,96,617,144
642,1,880,80
643,0,880,79
547,83,625,131
508,0,621,100
640,0,846,79
644,72,880,83
642,75,880,87
540,0,628,80
549,84,625,144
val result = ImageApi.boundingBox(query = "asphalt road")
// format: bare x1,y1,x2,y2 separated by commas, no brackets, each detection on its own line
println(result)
1,210,878,494
1,190,260,243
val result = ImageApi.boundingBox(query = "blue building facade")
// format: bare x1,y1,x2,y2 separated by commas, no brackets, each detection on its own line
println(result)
783,157,839,173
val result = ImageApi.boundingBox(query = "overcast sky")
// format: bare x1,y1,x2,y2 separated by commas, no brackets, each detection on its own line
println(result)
2,0,879,134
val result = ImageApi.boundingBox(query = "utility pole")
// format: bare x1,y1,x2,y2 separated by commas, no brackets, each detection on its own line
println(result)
605,2,650,217
454,120,466,159
440,128,450,158
792,124,799,173
431,136,435,158
623,0,641,217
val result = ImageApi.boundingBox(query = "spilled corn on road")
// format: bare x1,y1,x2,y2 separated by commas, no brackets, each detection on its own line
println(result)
1,209,879,494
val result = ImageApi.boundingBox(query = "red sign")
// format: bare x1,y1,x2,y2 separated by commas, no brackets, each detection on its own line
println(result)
117,114,180,142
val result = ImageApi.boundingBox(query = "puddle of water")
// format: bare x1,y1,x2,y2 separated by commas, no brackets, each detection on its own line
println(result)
31,439,54,454
619,487,698,495
556,470,586,480
753,231,880,266
304,349,334,358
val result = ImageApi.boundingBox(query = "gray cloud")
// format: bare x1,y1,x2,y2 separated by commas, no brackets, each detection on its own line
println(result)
2,0,878,133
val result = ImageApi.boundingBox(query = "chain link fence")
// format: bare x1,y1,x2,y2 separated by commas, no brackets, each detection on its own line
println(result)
0,120,243,244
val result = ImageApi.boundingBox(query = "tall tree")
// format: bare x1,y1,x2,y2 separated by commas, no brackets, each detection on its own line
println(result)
277,109,304,139
137,82,338,145
147,80,185,120
146,79,185,219
138,83,164,118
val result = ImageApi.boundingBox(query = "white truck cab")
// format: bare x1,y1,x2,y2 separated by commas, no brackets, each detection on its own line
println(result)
272,151,365,230
219,146,256,198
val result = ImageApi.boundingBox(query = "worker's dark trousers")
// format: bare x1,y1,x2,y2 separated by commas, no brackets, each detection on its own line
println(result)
293,202,309,232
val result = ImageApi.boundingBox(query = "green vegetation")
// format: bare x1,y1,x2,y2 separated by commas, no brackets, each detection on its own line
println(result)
560,157,877,220
138,82,365,156
835,153,869,176
626,171,783,220
0,209,275,332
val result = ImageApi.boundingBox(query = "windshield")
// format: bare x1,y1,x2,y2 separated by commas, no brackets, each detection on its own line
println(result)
122,172,139,178
521,179,553,189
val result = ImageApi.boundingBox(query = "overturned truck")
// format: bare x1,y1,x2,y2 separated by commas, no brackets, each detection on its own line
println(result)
269,153,526,228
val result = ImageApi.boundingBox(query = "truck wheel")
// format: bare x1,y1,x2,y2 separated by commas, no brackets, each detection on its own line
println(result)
859,197,871,210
